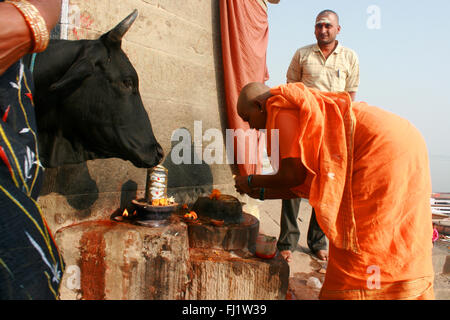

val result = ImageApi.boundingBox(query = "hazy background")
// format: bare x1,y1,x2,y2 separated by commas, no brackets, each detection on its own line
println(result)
265,0,450,192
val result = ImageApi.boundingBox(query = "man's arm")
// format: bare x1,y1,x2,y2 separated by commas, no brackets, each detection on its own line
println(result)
345,51,360,101
254,158,306,189
246,186,299,200
249,110,306,189
235,157,307,198
286,49,302,83
348,91,356,101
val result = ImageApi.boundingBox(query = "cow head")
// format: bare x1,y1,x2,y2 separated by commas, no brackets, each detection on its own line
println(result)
33,10,164,168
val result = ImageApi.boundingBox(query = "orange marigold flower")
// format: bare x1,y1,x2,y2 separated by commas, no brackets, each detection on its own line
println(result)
209,189,221,200
183,211,198,220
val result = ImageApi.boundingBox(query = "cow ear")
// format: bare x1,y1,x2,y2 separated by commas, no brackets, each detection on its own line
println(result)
49,58,94,92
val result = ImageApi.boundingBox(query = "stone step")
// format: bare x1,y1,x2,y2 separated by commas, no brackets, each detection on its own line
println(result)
186,248,289,300
55,215,288,300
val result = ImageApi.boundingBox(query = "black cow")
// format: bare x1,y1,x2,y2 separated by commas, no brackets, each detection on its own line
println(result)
25,10,164,168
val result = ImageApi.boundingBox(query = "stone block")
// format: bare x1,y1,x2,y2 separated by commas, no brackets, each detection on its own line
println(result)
121,5,216,66
56,218,190,300
187,213,259,251
140,0,218,30
186,248,289,300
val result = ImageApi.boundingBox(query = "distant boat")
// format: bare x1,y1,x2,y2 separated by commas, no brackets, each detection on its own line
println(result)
431,193,450,218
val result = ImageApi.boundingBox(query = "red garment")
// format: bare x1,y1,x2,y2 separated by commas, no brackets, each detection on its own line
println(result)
220,0,269,175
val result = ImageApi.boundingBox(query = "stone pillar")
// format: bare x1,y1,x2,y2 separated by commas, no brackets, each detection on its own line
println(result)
57,218,190,300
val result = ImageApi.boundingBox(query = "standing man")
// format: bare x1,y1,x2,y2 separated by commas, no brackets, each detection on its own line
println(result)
278,9,360,262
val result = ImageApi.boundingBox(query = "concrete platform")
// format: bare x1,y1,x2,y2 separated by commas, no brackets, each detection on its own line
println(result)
257,199,450,300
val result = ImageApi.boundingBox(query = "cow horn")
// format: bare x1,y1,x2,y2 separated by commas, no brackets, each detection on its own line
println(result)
107,9,138,43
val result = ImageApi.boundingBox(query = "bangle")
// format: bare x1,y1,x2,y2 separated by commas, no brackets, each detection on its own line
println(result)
247,175,254,188
6,0,50,53
259,188,265,201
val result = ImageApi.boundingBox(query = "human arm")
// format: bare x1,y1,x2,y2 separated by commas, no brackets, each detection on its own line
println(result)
348,91,356,101
0,0,62,75
234,109,307,199
239,184,300,200
234,157,306,200
345,51,360,101
286,49,302,83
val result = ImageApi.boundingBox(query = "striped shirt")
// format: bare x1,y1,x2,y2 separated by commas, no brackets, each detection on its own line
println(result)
286,42,360,93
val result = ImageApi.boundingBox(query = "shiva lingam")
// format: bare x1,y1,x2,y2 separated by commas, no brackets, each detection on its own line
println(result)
113,165,179,227
132,165,179,226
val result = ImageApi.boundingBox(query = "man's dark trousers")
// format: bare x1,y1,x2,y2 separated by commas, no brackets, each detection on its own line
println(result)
277,198,327,253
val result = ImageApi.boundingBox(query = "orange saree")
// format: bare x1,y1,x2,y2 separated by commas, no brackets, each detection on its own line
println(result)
266,83,434,299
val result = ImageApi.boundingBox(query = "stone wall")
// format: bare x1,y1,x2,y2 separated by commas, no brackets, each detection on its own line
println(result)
38,0,237,232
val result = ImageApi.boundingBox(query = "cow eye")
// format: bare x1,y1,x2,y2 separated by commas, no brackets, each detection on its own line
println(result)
123,79,133,89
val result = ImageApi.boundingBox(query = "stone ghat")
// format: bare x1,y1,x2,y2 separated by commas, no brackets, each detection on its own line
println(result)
56,213,289,300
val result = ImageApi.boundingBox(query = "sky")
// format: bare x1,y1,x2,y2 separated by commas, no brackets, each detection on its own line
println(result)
265,0,450,192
